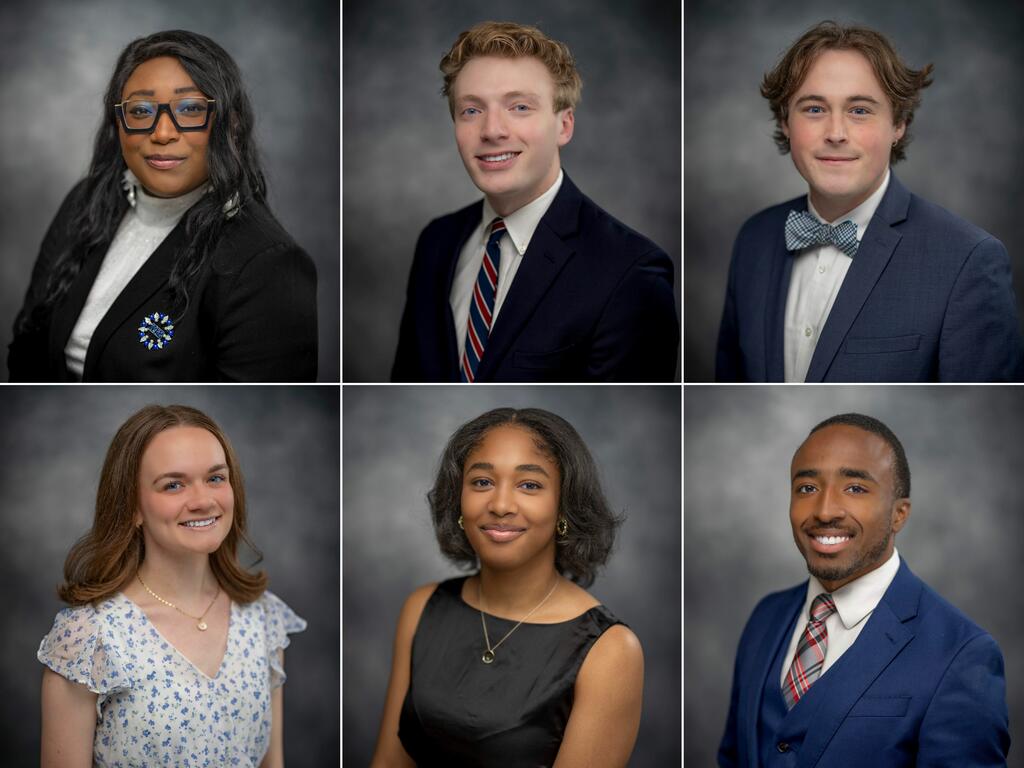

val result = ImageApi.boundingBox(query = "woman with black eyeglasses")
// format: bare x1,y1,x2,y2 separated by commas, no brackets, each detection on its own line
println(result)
9,30,317,382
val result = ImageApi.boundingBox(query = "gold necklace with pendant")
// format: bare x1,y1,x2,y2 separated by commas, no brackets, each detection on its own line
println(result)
478,576,559,664
137,572,221,631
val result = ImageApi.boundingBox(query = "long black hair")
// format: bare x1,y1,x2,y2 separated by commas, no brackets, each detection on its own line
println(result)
16,30,266,335
428,408,623,587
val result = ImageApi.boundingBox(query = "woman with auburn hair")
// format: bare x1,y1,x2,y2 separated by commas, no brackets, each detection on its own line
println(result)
371,408,644,767
38,404,304,767
9,30,317,382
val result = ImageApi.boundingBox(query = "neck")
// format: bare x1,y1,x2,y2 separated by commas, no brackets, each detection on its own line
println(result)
478,557,560,616
138,547,218,605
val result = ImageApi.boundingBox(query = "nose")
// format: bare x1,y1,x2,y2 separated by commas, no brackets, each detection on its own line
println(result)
488,482,517,516
814,485,847,523
481,108,509,142
150,110,180,144
825,112,847,144
184,487,216,513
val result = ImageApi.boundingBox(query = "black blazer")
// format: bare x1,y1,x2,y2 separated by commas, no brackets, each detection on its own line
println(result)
392,173,678,382
9,183,317,382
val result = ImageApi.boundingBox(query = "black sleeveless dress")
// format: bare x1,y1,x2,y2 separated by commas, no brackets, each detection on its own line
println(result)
398,576,624,767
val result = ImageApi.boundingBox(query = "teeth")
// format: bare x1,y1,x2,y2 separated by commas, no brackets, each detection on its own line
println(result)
815,535,849,545
182,518,216,528
482,152,516,162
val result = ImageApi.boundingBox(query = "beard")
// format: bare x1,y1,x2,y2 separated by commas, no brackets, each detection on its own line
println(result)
806,522,892,585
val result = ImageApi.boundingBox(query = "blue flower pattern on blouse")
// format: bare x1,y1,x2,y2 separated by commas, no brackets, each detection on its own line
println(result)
37,590,306,767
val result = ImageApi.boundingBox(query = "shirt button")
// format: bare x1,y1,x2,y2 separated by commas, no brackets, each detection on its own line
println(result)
777,742,790,753
818,265,827,274
804,327,813,338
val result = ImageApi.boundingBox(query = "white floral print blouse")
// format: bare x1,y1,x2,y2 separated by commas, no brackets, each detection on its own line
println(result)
38,590,306,767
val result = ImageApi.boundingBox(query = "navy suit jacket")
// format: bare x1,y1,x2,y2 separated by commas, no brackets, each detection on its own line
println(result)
716,174,1024,381
391,173,678,382
718,560,1010,767
8,181,317,382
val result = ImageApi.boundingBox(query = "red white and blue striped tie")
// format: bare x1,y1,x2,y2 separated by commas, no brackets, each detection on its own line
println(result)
461,218,506,382
782,593,836,709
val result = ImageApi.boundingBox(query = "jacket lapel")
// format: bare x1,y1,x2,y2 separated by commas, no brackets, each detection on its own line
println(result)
796,560,921,768
81,222,188,379
476,176,580,379
803,175,911,382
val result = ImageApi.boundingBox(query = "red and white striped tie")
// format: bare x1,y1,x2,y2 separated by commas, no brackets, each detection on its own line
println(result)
782,593,836,709
460,218,506,382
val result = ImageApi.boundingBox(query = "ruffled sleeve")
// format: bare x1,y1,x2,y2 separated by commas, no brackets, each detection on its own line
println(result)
259,590,307,689
38,604,132,717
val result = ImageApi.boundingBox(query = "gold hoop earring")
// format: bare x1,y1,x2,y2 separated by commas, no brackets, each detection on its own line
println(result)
458,515,464,530
556,517,568,538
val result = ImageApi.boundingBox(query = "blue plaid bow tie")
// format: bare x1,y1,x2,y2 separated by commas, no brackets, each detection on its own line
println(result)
784,209,859,258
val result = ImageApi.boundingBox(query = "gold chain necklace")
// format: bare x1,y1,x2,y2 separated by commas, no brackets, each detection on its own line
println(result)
478,576,559,664
137,573,220,631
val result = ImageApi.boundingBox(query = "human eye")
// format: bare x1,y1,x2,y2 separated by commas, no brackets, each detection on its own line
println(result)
468,476,493,488
128,101,156,117
510,103,531,112
519,480,543,491
461,106,481,117
208,474,228,485
163,479,184,492
803,105,825,115
846,484,868,494
176,99,207,115
849,106,871,116
794,483,817,494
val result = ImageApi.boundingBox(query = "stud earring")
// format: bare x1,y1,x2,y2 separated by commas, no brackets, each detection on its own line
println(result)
556,517,568,538
458,515,464,530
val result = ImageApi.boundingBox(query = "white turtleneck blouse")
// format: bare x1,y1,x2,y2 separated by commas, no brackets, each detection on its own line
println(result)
64,172,206,378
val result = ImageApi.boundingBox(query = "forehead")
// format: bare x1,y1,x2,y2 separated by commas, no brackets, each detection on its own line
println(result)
465,424,555,464
791,49,888,104
791,424,894,474
453,55,555,100
142,426,225,465
122,55,198,98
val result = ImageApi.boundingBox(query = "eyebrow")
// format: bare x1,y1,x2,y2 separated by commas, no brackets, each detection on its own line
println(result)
152,464,228,484
466,461,551,477
793,93,882,106
792,467,877,482
124,86,202,99
456,91,542,104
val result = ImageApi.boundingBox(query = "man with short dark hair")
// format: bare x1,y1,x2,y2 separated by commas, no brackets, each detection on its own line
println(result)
716,22,1023,382
719,413,1010,766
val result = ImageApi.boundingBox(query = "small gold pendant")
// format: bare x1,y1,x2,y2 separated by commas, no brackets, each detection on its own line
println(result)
482,650,495,664
197,621,208,631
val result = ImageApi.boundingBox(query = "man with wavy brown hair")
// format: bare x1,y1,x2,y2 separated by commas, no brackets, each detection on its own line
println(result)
716,21,1023,383
392,21,677,383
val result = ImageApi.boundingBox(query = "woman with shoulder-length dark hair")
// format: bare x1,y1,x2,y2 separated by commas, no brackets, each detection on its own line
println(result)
9,30,316,382
38,404,305,766
372,408,644,767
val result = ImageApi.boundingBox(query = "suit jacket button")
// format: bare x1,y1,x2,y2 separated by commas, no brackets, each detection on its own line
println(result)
777,742,789,753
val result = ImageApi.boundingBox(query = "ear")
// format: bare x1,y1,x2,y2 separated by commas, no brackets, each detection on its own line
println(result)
890,498,911,534
556,108,574,147
893,121,906,143
781,116,790,140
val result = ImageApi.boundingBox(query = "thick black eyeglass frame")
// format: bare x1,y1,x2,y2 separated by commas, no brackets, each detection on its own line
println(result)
114,98,217,134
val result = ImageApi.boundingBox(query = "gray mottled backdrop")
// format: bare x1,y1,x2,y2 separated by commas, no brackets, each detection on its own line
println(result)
684,386,1024,767
343,0,681,381
0,0,340,381
684,0,1024,380
343,385,681,765
0,385,339,764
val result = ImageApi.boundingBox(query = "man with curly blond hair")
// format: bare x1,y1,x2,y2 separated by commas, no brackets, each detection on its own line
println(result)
716,21,1023,383
393,21,678,383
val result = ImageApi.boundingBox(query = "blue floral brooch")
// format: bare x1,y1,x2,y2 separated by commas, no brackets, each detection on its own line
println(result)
138,312,175,350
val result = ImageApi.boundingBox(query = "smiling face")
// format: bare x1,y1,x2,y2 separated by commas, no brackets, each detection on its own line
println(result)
136,426,234,558
789,424,910,592
783,49,905,222
118,56,212,198
452,55,574,217
460,424,562,573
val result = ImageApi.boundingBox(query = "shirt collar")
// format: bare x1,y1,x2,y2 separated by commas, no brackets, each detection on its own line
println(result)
805,547,901,631
807,167,890,243
480,169,564,256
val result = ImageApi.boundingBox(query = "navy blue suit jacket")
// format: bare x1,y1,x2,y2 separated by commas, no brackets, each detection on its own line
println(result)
716,174,1024,381
718,560,1010,767
391,173,678,382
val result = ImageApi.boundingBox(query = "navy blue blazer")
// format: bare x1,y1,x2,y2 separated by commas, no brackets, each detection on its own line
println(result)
391,173,678,382
718,560,1010,767
8,182,317,382
716,174,1024,381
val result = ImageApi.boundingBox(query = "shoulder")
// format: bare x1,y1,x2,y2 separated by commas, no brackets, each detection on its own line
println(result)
417,200,481,243
577,624,644,692
735,195,804,245
913,577,995,649
210,199,314,276
569,186,669,265
904,192,1005,256
393,581,445,646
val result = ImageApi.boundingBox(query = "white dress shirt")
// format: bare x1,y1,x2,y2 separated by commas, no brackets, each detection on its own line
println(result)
450,170,564,365
783,169,891,382
64,171,206,378
780,547,901,687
